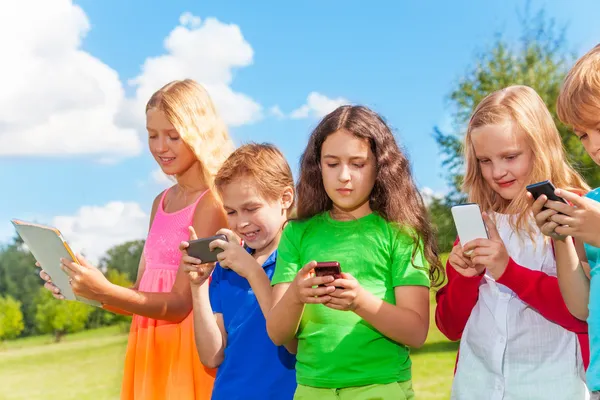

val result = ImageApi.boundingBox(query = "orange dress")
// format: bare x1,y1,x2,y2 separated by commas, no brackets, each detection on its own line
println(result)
121,189,216,399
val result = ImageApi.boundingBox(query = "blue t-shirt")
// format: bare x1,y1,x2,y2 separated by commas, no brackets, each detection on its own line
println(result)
585,188,600,391
209,248,296,400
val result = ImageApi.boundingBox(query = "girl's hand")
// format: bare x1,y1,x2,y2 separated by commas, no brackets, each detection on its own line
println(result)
60,255,112,301
291,261,336,305
448,243,485,277
462,213,509,280
35,261,65,300
325,273,366,311
526,192,566,241
180,226,214,287
209,229,260,279
545,189,600,248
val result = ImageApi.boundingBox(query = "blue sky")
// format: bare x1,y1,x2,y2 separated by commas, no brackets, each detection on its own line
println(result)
1,0,599,261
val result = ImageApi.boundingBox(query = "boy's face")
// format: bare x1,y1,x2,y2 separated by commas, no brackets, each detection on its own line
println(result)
219,178,291,252
574,121,600,166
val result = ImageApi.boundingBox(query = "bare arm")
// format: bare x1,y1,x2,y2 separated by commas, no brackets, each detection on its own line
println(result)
97,193,228,321
553,238,591,320
191,283,227,368
266,283,303,347
248,268,276,318
354,285,430,348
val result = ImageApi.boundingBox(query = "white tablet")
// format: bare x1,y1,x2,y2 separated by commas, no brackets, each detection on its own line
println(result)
11,219,101,307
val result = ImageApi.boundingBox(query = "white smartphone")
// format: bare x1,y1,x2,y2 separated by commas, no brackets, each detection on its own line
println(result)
451,203,489,255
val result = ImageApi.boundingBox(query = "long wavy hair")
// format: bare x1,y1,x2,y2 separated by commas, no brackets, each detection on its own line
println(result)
296,105,444,288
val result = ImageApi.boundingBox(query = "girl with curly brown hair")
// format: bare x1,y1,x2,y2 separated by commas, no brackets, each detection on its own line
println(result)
266,105,443,400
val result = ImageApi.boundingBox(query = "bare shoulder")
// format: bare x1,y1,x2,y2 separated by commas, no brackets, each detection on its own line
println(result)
192,189,227,234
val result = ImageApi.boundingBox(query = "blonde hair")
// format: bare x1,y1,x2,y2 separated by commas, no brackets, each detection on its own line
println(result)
557,44,600,131
215,143,295,215
146,79,235,186
464,85,589,235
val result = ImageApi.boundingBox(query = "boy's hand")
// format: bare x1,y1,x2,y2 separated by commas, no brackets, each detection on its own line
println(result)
546,189,600,248
209,229,261,279
527,192,566,241
180,226,214,287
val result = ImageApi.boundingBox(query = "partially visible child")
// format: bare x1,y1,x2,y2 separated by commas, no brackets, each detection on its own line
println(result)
436,85,590,399
38,79,233,399
267,105,444,399
529,43,600,399
181,143,297,400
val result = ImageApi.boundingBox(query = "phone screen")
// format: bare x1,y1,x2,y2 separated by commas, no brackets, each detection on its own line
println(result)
451,203,489,254
314,262,342,288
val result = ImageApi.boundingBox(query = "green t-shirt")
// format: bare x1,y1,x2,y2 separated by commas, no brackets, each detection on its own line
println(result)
272,211,431,388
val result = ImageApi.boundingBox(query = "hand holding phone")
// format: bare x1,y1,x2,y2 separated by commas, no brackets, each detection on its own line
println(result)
526,180,568,210
314,261,343,288
187,234,228,263
451,203,489,256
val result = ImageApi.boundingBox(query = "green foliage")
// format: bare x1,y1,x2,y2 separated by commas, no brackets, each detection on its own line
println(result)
428,198,457,253
434,6,600,199
98,240,144,283
0,295,25,340
87,269,133,329
34,288,94,342
0,238,43,335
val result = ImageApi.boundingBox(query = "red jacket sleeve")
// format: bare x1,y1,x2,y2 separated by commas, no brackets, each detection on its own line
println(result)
496,258,588,334
435,240,484,341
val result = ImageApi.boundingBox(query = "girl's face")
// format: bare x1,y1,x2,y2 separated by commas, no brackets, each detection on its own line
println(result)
320,129,376,218
219,178,293,252
147,108,197,176
470,123,534,201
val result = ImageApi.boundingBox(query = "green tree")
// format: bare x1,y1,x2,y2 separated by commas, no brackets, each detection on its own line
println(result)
34,288,93,342
0,295,25,340
434,6,600,200
0,236,43,335
87,269,133,329
98,240,145,283
428,198,457,254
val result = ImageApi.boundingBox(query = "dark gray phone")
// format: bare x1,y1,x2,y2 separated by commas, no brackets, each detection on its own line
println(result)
526,180,568,210
187,234,228,263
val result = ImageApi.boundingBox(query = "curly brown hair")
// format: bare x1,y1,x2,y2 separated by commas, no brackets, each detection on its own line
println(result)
296,105,444,288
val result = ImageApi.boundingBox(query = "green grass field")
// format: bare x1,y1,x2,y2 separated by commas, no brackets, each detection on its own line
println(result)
0,312,457,400
0,255,456,400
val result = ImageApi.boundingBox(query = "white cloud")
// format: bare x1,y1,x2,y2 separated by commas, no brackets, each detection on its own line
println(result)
0,4,263,159
269,105,285,119
179,12,201,28
290,92,349,119
121,13,263,131
420,187,445,207
53,202,148,264
0,0,142,159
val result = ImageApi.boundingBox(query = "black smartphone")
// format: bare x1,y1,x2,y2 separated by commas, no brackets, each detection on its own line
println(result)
314,261,343,288
526,180,568,210
187,234,228,263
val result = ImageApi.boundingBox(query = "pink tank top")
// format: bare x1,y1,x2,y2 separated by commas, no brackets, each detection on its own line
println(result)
143,187,209,273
